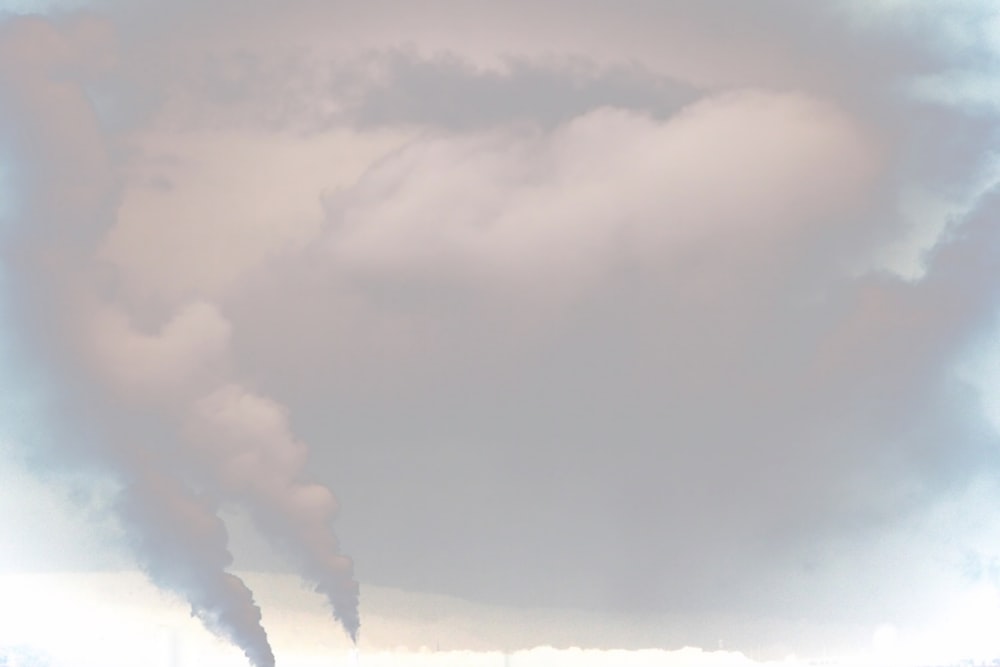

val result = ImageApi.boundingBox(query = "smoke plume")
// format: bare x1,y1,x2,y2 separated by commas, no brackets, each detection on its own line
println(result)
4,0,1000,658
117,470,275,667
0,10,359,661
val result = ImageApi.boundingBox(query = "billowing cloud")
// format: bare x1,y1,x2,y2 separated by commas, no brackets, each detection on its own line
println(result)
1,0,999,662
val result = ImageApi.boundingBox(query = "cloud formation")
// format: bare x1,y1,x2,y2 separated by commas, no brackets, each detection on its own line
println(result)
2,0,1000,661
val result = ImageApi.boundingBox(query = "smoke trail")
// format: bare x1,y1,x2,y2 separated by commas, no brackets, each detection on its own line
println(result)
89,304,362,641
117,469,275,667
187,384,361,642
0,13,286,667
0,12,361,653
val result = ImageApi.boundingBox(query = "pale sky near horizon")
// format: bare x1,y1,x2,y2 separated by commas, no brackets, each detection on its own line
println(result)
1,1,1000,664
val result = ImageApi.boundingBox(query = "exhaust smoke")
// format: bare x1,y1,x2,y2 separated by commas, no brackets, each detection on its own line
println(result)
0,12,360,663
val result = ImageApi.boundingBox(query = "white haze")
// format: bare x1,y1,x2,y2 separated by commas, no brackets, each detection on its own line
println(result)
1,572,998,666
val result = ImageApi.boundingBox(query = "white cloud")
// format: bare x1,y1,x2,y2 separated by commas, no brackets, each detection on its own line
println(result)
322,91,879,304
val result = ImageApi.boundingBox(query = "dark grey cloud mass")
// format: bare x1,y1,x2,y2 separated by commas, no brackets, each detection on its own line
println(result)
160,53,701,135
1,0,1000,660
347,54,699,130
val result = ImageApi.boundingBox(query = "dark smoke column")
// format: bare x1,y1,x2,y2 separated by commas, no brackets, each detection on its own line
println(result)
118,470,275,667
0,11,360,655
187,383,361,642
0,15,281,667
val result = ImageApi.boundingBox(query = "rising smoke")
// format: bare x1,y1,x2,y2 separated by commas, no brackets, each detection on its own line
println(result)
0,12,359,663
118,471,276,667
5,0,1000,661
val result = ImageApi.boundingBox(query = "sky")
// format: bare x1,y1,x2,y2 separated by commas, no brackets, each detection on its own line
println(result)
1,0,1000,664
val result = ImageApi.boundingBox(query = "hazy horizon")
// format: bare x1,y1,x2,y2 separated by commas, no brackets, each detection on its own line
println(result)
1,570,996,665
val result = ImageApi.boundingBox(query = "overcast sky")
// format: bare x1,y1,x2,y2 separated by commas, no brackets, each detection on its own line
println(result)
2,0,1000,662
